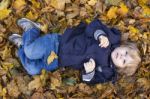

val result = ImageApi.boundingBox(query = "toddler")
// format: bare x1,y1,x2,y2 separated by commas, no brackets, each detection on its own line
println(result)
9,18,141,84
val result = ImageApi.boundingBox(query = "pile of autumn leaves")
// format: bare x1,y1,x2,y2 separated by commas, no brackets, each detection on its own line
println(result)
0,0,150,98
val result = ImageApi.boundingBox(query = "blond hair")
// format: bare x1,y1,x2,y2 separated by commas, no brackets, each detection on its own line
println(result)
117,42,141,76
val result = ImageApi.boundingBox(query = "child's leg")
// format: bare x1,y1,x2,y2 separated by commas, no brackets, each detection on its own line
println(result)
18,46,42,75
22,27,48,59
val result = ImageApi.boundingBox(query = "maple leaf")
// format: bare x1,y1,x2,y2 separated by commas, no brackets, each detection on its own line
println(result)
106,6,118,19
30,0,41,9
118,3,129,16
0,9,11,20
26,11,38,20
13,0,26,11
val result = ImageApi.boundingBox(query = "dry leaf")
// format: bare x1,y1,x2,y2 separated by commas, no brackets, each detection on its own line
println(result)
0,0,10,10
30,0,41,9
106,6,118,19
137,78,150,90
47,51,58,65
50,0,66,10
13,0,26,11
88,0,97,6
50,71,61,89
7,80,20,97
26,11,38,20
0,9,11,20
28,76,42,91
105,0,122,6
78,83,93,95
118,3,129,16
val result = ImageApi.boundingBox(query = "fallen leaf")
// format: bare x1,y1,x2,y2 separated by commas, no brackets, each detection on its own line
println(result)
47,51,58,65
137,78,150,90
78,83,93,95
50,0,66,10
88,0,97,6
0,0,10,10
26,11,38,20
118,3,129,16
66,4,79,19
7,80,20,97
30,0,41,9
105,0,122,6
28,76,42,91
13,0,26,12
0,85,7,97
106,6,118,19
50,71,62,89
0,9,11,20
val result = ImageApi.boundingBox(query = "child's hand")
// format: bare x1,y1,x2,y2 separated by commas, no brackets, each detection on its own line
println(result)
99,35,109,48
84,58,95,73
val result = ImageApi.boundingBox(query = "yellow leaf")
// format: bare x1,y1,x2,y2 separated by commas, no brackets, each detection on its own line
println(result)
26,11,38,20
47,51,58,65
128,26,139,34
138,0,148,5
30,0,40,8
118,3,128,16
13,0,26,11
88,0,97,6
128,26,140,41
0,0,10,10
0,87,7,97
0,9,11,20
50,0,66,10
106,6,118,19
142,5,150,17
40,24,48,33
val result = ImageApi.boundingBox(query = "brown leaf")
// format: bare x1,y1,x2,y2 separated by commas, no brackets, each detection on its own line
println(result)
12,0,26,12
7,80,20,97
28,76,42,91
50,71,62,89
78,83,93,95
50,0,66,10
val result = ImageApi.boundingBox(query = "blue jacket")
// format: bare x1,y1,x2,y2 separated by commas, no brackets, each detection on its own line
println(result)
58,19,121,84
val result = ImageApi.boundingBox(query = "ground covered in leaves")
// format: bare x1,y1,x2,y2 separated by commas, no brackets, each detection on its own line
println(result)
0,0,150,98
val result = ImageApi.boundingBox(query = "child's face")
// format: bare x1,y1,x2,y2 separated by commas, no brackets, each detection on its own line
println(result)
111,47,133,68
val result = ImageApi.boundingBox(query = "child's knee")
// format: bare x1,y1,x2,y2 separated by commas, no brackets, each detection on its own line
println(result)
24,46,41,59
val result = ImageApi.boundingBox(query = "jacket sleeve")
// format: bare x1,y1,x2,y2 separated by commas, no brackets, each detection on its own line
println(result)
82,65,117,84
85,19,121,45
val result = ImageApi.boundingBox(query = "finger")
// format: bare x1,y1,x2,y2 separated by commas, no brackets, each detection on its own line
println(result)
91,59,95,67
103,41,108,48
104,40,109,47
99,40,105,47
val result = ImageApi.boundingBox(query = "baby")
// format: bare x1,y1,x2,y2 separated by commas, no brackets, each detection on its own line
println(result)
9,18,141,84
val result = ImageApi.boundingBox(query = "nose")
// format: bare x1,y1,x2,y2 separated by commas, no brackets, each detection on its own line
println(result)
120,54,125,59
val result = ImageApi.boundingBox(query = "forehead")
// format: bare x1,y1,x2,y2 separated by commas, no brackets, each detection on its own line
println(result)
116,46,130,51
